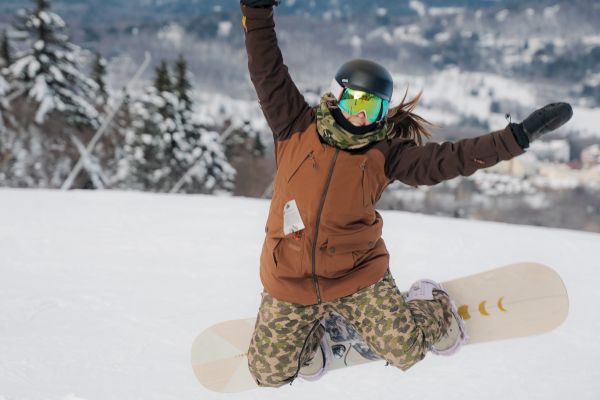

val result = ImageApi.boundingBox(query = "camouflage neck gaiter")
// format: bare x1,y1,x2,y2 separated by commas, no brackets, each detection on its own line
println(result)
316,94,392,150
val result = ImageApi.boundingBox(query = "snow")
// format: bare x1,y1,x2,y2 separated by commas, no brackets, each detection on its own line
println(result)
392,25,429,47
27,60,41,78
582,35,600,47
495,9,509,22
217,21,232,38
409,0,426,18
428,7,462,17
0,74,8,96
525,8,535,18
376,8,388,18
49,65,65,83
0,188,599,400
34,94,56,124
472,171,536,196
10,55,35,78
38,11,66,29
434,31,452,43
33,40,45,51
350,35,362,51
386,67,600,140
157,23,184,48
529,140,570,163
391,68,537,128
543,4,561,19
568,106,600,138
194,91,267,133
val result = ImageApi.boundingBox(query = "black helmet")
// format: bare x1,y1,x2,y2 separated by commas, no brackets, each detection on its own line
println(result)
331,59,393,101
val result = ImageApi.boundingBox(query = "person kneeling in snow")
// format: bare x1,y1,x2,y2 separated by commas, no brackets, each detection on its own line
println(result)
240,0,573,387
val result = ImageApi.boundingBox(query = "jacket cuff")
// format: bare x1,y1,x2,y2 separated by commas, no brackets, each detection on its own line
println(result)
509,122,530,149
503,124,527,156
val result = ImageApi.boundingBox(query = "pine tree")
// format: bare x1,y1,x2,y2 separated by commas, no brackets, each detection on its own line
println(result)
0,0,101,189
170,56,235,194
0,29,11,68
9,0,99,127
0,29,11,186
175,126,236,194
118,59,235,194
174,54,192,112
154,60,172,93
173,55,195,145
104,91,133,187
91,52,107,104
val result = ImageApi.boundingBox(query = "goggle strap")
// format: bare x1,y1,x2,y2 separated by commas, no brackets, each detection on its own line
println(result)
329,78,345,101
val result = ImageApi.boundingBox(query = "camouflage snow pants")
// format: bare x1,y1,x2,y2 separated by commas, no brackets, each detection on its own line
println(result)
247,270,454,387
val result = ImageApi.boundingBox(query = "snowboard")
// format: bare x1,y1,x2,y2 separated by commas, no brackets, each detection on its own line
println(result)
191,262,568,393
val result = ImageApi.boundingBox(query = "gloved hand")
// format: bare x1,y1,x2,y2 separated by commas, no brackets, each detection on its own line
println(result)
241,0,280,7
510,102,573,149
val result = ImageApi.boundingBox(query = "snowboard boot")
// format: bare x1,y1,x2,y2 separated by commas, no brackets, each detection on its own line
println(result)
405,279,468,356
298,326,330,381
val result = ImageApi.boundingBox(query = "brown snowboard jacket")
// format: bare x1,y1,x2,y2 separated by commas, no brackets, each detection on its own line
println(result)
242,5,524,305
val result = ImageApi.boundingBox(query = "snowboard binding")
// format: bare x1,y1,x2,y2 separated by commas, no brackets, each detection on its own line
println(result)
298,313,381,382
405,279,469,356
298,328,331,381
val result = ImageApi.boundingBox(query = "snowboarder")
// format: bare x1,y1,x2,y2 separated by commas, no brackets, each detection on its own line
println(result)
240,0,573,387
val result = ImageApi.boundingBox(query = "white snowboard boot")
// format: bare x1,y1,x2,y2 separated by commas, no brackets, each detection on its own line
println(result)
298,332,330,381
405,279,468,356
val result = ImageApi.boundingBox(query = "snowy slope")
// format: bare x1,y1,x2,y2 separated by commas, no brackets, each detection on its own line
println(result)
0,189,599,400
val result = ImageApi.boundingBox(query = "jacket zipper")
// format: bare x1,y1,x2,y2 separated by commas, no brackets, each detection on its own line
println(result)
311,148,340,304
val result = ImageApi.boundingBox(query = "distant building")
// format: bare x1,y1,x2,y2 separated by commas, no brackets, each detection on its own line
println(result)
535,161,600,190
581,167,600,190
528,140,570,163
581,144,600,168
488,153,538,177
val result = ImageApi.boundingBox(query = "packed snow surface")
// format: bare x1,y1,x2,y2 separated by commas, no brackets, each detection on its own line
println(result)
0,189,599,400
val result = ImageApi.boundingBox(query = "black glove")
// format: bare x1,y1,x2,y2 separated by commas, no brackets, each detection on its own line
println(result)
510,102,573,149
241,0,280,7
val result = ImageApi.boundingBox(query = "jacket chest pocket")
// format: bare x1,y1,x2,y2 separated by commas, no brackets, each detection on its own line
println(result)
286,150,317,183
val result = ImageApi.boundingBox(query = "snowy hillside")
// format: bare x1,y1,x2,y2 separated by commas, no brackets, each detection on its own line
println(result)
1,189,599,400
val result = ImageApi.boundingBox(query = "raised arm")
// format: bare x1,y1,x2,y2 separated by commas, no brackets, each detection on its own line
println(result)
240,2,313,140
385,102,573,186
385,126,524,187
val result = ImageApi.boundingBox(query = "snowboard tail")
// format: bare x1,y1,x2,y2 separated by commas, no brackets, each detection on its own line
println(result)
191,262,568,393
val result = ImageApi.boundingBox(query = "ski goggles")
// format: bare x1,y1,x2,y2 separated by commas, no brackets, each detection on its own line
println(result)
336,87,389,124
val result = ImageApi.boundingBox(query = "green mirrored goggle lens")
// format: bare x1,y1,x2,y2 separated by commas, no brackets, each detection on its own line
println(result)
338,88,389,123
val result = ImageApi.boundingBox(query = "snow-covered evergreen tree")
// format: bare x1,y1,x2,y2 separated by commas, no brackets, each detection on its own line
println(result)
8,0,99,127
103,91,133,187
0,74,8,99
0,29,12,68
154,60,172,93
0,0,101,188
175,125,236,194
91,52,107,105
172,56,235,194
118,58,235,194
120,88,173,192
174,55,192,113
0,72,9,184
